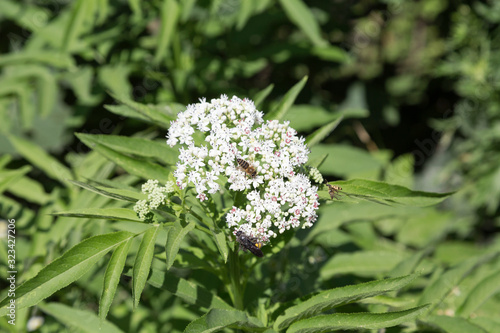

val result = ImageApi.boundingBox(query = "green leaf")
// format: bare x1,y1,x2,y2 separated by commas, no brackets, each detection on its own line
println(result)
0,166,31,194
99,238,133,323
330,179,454,207
253,84,274,108
278,0,327,47
212,229,229,263
388,249,429,278
456,268,500,317
104,104,151,123
0,231,135,316
154,0,180,63
425,315,488,333
264,76,307,121
75,133,179,165
69,180,143,202
62,0,88,52
311,45,348,62
274,274,418,330
52,208,142,222
76,133,170,182
320,251,406,280
309,144,383,179
39,302,124,333
305,116,343,147
108,93,175,128
8,135,73,183
133,225,160,308
145,268,233,310
418,251,500,311
286,305,429,333
165,220,196,269
7,175,50,205
185,308,266,333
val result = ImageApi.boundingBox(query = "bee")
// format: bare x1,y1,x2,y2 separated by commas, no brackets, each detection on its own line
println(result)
325,180,342,200
235,230,263,257
237,158,257,178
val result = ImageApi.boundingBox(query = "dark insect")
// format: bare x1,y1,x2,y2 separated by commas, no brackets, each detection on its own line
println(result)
235,230,263,257
325,180,342,200
237,158,257,178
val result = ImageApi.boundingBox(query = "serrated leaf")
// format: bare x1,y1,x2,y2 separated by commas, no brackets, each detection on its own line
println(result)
425,315,487,333
77,133,170,182
99,238,133,322
104,104,151,122
212,229,229,263
154,0,179,63
52,208,142,222
75,133,179,165
185,308,266,333
39,302,124,333
305,116,343,147
145,268,233,310
165,220,196,269
8,135,73,183
69,180,143,202
133,225,160,308
274,274,418,330
456,268,500,317
264,77,307,121
278,0,327,47
330,179,454,207
0,231,135,316
286,305,429,333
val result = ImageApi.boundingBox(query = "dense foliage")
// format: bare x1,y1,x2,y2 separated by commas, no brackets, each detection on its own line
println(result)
1,1,500,332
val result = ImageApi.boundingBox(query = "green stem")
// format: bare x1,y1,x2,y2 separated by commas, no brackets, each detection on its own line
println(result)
228,243,244,310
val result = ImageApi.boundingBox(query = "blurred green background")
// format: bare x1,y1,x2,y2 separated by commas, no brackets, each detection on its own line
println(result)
1,0,500,332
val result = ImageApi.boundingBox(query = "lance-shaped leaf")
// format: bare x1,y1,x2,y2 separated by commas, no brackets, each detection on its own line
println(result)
0,166,31,194
77,133,170,182
0,231,135,316
99,238,133,323
456,268,500,317
154,0,179,63
274,274,418,330
145,268,233,310
76,133,179,165
69,180,144,202
133,225,161,308
52,208,142,222
286,305,429,333
424,315,488,333
254,84,274,108
278,0,327,47
418,251,500,311
108,93,176,127
8,135,73,183
185,309,266,333
305,116,343,148
212,229,229,263
325,179,454,207
165,220,196,269
39,302,124,333
264,77,307,121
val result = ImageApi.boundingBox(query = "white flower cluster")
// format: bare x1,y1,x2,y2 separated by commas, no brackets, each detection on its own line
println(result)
167,95,319,243
134,180,175,220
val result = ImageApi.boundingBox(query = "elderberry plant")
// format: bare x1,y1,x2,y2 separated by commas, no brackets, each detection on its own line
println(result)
165,95,320,244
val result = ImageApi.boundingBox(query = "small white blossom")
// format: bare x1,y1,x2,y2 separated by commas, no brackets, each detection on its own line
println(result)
134,180,175,220
167,95,320,244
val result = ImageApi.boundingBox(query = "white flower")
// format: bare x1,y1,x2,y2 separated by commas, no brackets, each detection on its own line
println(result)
134,180,175,220
167,95,320,244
